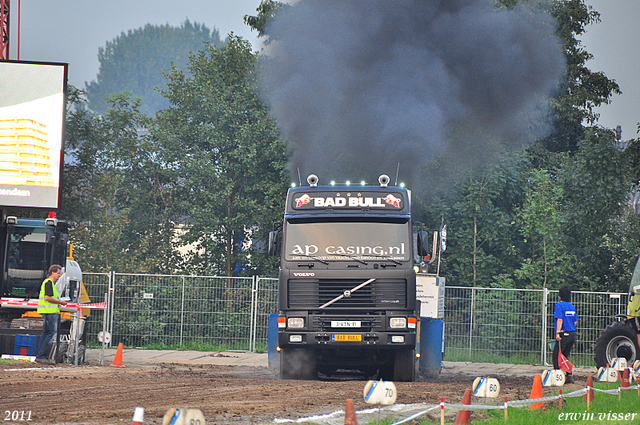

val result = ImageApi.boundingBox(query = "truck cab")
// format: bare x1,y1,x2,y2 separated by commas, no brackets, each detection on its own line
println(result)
270,174,428,380
0,214,86,363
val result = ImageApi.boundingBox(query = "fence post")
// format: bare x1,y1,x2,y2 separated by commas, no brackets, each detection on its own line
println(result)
109,271,115,348
541,287,548,366
469,288,475,357
180,275,186,346
249,276,256,352
252,276,260,352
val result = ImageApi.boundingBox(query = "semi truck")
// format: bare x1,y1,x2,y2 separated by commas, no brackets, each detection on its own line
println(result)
269,174,429,381
0,213,88,364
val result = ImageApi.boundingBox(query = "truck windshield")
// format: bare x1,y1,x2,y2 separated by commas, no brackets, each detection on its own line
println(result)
284,220,410,262
5,226,51,296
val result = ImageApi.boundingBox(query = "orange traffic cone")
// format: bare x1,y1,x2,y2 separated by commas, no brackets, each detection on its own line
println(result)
528,374,543,410
110,343,125,368
132,406,144,425
455,388,472,425
622,368,631,392
583,375,594,403
344,399,357,425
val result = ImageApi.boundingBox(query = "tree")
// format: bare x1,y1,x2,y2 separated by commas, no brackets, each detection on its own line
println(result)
244,0,290,42
445,153,529,287
85,20,221,116
61,87,180,273
559,128,629,290
514,168,572,288
521,0,620,153
155,35,288,277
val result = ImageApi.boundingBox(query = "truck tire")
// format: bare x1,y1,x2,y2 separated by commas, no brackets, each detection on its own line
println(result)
54,342,68,364
594,322,639,368
392,349,416,382
280,347,318,380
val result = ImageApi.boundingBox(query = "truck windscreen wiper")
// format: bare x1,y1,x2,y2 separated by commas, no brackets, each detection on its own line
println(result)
366,255,403,265
330,253,368,265
290,254,329,265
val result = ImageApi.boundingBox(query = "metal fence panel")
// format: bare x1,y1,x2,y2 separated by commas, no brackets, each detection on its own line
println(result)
81,272,111,348
252,277,279,352
445,286,628,367
444,287,545,364
109,274,256,350
544,290,628,367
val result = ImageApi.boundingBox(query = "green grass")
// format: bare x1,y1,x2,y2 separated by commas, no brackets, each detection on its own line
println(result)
0,359,24,365
377,382,640,425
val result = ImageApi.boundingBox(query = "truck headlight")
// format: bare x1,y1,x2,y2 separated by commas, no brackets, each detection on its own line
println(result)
391,335,405,343
289,335,303,343
389,318,407,329
288,318,305,328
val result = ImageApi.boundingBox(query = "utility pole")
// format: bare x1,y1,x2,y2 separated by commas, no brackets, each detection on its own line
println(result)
0,0,9,60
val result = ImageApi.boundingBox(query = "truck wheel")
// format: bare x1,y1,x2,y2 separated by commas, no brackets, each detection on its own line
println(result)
280,348,317,380
54,342,68,364
594,322,639,368
392,349,416,382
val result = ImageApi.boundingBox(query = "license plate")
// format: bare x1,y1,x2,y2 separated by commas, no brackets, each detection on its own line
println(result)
332,334,362,342
331,321,361,328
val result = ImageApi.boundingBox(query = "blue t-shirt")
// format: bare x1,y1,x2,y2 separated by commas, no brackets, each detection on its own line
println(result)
554,301,578,332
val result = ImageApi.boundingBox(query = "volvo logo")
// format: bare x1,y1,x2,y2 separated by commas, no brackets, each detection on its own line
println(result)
293,272,315,277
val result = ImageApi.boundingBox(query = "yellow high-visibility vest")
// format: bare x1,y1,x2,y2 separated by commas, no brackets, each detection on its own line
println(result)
37,278,61,314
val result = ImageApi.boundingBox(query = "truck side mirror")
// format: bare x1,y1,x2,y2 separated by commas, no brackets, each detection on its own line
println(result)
268,230,279,256
416,231,429,257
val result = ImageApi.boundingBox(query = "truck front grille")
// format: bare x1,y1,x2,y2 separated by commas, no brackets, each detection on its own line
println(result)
288,278,407,310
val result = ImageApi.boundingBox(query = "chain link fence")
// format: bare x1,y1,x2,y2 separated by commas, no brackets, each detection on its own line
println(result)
445,286,629,367
81,274,628,365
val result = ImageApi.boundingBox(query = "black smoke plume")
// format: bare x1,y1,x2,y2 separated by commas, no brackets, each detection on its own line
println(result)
259,0,565,186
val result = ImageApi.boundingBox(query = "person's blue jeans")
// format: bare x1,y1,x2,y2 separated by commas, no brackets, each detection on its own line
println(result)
35,313,59,359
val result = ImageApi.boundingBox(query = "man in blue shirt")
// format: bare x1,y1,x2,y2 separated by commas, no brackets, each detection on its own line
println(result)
553,286,578,382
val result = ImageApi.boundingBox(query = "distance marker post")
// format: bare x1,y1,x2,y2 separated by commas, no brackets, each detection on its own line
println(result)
504,397,508,421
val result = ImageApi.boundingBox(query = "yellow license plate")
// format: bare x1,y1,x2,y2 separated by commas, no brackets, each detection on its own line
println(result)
332,334,362,342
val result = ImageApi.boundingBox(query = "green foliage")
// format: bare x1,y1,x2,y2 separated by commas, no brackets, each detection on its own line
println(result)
559,128,630,290
544,0,621,153
243,0,290,42
155,35,288,277
86,20,221,116
61,87,180,273
56,1,639,294
514,169,573,288
443,153,529,287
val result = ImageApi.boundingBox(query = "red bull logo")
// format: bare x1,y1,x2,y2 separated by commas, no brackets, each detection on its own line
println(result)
295,194,313,208
383,194,402,208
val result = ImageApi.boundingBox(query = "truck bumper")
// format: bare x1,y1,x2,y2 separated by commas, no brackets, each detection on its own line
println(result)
278,331,416,349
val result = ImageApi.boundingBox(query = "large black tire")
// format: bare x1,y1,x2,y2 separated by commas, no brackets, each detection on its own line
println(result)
594,322,639,368
54,341,68,364
280,347,318,380
392,349,416,382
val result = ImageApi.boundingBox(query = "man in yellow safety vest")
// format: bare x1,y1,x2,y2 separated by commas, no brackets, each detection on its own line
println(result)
34,264,67,364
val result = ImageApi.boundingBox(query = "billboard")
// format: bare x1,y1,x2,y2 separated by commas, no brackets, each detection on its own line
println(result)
0,60,67,209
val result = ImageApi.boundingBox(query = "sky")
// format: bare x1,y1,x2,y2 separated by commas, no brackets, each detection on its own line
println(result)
5,0,639,140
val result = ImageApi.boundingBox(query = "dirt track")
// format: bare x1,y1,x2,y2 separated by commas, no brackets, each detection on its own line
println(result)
0,359,585,425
